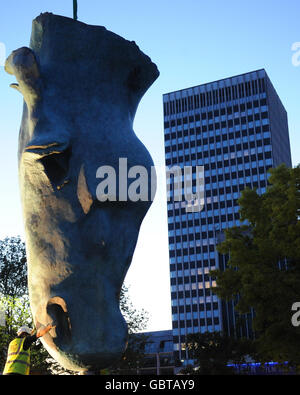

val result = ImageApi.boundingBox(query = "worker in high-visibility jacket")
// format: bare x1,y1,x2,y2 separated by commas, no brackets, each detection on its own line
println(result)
3,322,55,375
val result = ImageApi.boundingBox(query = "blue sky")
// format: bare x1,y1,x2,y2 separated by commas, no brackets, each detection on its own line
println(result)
0,0,299,331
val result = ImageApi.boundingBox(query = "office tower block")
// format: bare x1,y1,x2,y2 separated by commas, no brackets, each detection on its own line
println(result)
163,69,292,365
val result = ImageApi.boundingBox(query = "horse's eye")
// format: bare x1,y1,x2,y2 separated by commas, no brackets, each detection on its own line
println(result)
39,147,72,190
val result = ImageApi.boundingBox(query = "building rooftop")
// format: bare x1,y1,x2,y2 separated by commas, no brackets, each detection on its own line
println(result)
163,68,267,97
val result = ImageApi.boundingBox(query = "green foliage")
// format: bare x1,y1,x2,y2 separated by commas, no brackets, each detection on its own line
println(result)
0,326,13,371
184,331,255,375
108,285,150,374
0,236,27,299
0,236,36,373
0,295,31,334
119,285,149,334
0,294,51,374
211,164,300,365
109,333,149,374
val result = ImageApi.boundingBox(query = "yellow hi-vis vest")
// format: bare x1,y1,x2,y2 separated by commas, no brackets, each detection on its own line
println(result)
3,337,30,375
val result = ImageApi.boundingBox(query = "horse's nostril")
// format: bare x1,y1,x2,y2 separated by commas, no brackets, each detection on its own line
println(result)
46,297,71,344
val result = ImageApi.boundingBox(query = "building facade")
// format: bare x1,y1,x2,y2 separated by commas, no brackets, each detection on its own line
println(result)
163,69,292,365
140,330,174,375
115,330,174,375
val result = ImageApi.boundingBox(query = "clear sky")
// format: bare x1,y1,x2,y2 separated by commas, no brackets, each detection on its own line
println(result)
0,0,299,332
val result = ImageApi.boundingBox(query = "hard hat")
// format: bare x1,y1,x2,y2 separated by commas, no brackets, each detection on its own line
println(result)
17,326,32,335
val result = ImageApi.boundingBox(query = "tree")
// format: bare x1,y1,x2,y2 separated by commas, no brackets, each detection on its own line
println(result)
108,285,150,374
0,236,27,334
0,294,51,374
0,236,27,299
211,164,300,365
119,285,149,334
183,331,255,375
0,236,34,372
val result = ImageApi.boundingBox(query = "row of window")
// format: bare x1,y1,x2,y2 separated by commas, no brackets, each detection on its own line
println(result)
168,237,237,263
172,286,218,296
164,99,268,127
169,217,239,236
166,156,271,179
167,214,261,233
169,245,221,260
171,285,217,296
170,283,216,296
173,325,221,338
168,222,225,236
165,131,271,148
170,267,213,277
168,177,267,211
170,239,216,250
203,159,271,175
170,231,224,245
172,291,218,306
170,273,213,285
173,326,221,341
165,120,270,141
170,243,218,254
169,235,215,246
164,110,268,132
173,317,220,328
170,236,216,247
167,216,245,231
172,309,219,321
171,297,217,313
165,139,271,157
163,79,266,116
169,239,217,250
167,107,267,130
169,167,269,187
168,184,267,216
171,290,218,302
166,147,271,167
166,146,272,167
169,184,267,201
168,170,269,192
168,193,258,221
165,114,269,136
165,123,270,142
170,252,217,263
168,201,239,217
165,139,271,159
170,259,216,271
